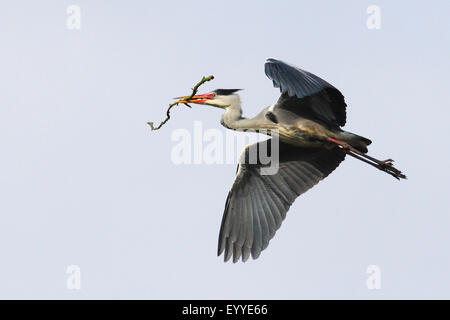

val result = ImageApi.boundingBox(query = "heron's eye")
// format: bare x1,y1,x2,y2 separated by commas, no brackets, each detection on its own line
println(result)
211,93,216,98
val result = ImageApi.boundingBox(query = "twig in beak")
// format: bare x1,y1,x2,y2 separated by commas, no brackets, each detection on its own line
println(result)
147,75,214,130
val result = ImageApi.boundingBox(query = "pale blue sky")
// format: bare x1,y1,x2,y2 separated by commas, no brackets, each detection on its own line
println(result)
0,0,449,298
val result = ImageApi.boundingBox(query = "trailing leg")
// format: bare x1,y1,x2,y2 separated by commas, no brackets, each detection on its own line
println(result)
327,137,406,180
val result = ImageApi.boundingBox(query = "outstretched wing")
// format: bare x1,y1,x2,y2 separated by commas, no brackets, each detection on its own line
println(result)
265,58,347,127
217,140,345,262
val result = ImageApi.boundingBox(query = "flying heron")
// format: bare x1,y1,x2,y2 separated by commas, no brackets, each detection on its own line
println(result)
175,58,406,263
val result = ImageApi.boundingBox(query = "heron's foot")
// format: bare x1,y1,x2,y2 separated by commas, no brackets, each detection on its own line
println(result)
380,158,394,166
372,158,405,180
376,161,406,180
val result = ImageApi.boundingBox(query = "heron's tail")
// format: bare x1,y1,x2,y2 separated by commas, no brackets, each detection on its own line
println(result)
340,131,372,153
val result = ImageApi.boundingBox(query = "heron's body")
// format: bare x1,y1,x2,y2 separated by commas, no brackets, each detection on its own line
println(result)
176,58,405,263
220,94,369,151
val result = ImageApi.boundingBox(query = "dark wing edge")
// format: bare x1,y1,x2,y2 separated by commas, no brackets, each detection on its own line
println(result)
217,141,346,263
265,58,347,127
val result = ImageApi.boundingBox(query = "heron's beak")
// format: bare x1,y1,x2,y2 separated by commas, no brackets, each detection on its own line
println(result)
173,93,214,104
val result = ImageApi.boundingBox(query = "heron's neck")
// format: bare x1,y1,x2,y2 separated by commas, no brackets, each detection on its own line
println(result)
220,100,255,130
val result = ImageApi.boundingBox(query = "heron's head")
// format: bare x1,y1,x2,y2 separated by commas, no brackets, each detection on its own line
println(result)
174,89,242,109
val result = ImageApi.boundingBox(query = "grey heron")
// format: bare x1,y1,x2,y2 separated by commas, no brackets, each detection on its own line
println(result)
176,58,406,263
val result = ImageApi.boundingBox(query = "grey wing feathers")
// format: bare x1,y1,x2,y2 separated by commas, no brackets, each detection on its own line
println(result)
265,58,347,127
217,140,346,262
265,58,335,99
